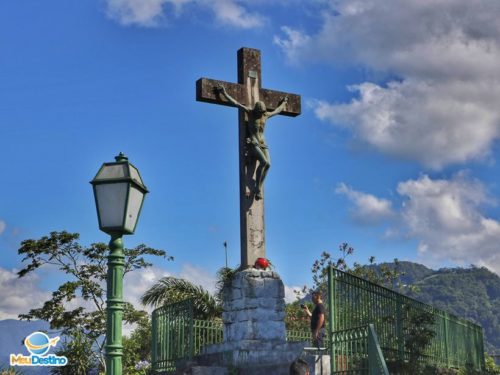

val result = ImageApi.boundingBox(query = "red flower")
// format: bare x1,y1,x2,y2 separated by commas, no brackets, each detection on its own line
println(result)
254,257,270,269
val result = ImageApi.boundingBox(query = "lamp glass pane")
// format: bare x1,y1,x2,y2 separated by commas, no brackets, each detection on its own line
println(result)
129,165,143,185
96,164,128,180
124,185,144,233
95,183,128,229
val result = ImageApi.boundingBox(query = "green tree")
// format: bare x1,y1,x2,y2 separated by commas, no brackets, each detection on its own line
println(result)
51,330,95,375
289,243,437,374
485,353,500,374
307,243,410,297
288,244,399,328
122,314,151,375
140,267,236,320
17,231,171,372
0,365,24,375
284,301,310,332
141,276,221,319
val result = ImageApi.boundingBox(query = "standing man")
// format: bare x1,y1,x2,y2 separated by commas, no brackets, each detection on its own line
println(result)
302,291,326,348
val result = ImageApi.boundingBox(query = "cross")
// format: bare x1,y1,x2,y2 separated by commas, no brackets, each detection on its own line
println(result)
196,47,301,269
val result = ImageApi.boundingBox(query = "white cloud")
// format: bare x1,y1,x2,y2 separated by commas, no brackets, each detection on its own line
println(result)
1,262,216,319
209,0,264,28
120,266,171,335
105,0,170,26
0,220,5,235
335,182,394,224
124,265,171,310
273,26,311,62
0,268,51,320
0,264,213,339
275,0,500,169
337,173,500,274
284,285,304,304
397,173,500,274
124,263,217,310
105,0,265,28
276,0,500,79
179,263,217,294
315,80,500,169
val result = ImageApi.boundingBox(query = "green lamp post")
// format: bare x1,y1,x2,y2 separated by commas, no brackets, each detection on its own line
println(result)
90,152,148,375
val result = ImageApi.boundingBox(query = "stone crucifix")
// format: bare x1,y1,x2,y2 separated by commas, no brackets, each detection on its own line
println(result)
196,47,301,269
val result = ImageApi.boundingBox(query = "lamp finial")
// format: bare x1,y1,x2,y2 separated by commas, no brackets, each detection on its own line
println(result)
115,152,128,162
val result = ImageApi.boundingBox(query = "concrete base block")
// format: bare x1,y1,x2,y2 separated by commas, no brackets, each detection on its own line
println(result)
304,354,331,375
175,342,309,375
175,357,331,375
175,364,292,375
176,366,230,375
198,341,305,367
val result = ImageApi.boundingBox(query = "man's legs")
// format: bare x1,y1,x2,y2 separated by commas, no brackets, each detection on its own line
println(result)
312,328,325,349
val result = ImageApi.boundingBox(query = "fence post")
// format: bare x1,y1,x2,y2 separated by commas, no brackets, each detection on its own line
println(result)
188,300,194,359
168,308,172,370
443,313,450,368
396,294,404,364
328,266,335,374
368,324,390,375
478,327,485,371
151,309,157,371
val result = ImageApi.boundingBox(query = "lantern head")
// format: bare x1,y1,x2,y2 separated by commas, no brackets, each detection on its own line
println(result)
90,153,148,235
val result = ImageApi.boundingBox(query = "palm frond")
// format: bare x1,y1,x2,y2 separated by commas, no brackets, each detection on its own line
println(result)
140,276,221,319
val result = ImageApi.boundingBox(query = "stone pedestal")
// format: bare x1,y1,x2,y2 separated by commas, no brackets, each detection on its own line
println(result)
175,269,315,375
221,268,286,343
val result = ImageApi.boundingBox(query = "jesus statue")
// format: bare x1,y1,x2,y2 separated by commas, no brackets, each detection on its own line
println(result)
216,84,288,200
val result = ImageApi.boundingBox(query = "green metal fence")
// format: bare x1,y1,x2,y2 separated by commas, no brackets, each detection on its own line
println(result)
151,301,321,373
151,300,193,372
329,324,389,374
152,301,224,373
327,266,485,373
330,325,369,373
151,301,387,375
152,268,485,374
368,324,390,375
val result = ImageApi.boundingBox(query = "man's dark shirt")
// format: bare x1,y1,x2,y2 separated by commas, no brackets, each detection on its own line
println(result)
310,302,326,330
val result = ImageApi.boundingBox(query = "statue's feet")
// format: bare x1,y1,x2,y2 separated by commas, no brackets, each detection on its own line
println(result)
255,191,262,200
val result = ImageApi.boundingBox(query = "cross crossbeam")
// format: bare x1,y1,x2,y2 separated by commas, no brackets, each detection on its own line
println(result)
196,78,300,116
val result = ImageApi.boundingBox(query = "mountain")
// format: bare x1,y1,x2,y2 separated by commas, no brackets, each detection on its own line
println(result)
0,319,53,374
375,261,500,356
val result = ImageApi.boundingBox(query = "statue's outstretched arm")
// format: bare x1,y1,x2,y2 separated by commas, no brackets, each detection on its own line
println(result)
216,84,251,112
267,96,288,117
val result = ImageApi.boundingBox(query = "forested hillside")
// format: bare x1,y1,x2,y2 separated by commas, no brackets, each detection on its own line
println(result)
377,261,500,355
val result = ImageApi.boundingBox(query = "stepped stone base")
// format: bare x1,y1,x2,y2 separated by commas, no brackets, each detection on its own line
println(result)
173,269,330,374
175,336,306,374
177,366,228,375
198,340,305,367
174,352,331,375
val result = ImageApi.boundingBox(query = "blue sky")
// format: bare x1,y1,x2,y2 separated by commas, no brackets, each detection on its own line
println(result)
1,0,500,318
